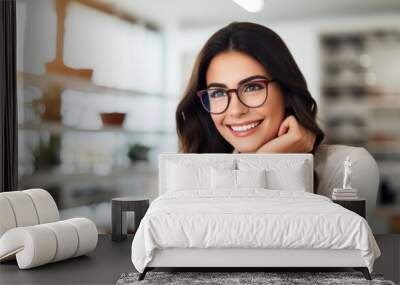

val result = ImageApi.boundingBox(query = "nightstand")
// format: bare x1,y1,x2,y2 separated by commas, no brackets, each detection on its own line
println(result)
111,196,150,242
332,198,366,218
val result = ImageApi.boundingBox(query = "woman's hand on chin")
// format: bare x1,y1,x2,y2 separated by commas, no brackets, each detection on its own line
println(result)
255,115,316,154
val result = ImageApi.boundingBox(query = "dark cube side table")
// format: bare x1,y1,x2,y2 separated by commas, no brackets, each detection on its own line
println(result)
112,196,150,242
332,198,366,218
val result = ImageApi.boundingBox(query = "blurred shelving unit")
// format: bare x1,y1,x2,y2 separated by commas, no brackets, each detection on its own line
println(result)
19,121,175,136
18,74,173,233
319,29,400,233
17,71,174,232
18,72,173,100
19,162,158,187
16,0,181,234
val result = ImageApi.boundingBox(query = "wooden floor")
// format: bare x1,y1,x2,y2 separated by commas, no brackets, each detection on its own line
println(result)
0,234,398,284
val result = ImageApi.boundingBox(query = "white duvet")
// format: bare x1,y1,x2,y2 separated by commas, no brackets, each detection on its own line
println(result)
131,189,381,273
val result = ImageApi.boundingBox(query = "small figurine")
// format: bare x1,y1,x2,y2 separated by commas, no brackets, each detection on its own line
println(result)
332,156,358,200
343,156,352,190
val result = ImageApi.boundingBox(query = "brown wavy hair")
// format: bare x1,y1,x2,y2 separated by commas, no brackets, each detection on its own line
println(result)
176,22,324,154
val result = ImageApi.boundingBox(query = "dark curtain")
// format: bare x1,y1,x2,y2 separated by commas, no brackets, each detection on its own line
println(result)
0,0,17,192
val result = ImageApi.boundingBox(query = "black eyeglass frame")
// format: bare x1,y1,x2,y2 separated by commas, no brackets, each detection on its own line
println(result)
196,78,277,115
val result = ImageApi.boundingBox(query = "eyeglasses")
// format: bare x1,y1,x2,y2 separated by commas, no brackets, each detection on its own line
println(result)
196,78,276,114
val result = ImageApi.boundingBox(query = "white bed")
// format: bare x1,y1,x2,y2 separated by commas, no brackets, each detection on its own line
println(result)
131,153,381,281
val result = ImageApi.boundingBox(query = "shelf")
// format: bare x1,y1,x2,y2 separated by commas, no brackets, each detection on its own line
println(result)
321,82,368,90
376,162,400,176
321,98,400,111
19,162,158,186
367,97,400,109
376,206,400,217
367,141,400,151
17,72,178,101
18,121,176,136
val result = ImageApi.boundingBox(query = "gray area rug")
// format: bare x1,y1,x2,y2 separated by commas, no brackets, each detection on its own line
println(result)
116,271,396,285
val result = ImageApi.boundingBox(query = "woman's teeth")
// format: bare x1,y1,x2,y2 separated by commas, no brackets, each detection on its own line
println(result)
230,120,261,132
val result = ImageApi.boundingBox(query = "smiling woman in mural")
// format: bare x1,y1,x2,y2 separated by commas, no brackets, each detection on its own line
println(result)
176,22,324,154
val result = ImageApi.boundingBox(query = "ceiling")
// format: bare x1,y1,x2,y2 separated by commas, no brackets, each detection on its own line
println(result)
98,0,400,28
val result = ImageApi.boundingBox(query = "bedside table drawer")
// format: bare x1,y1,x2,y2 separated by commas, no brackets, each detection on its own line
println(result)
332,199,366,218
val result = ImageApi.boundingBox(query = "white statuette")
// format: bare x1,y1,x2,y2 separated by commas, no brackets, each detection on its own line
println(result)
332,156,358,200
343,156,352,190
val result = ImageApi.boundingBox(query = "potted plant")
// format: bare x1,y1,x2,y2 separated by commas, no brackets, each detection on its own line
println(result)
32,135,61,171
127,143,151,162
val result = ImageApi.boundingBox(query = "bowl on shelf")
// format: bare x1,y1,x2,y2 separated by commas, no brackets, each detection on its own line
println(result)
100,112,126,127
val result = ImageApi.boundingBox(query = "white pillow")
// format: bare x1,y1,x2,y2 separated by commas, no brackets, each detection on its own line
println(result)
166,159,235,192
236,169,267,189
166,161,209,191
211,168,236,190
238,159,309,192
267,162,308,191
211,168,267,190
